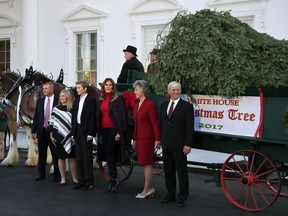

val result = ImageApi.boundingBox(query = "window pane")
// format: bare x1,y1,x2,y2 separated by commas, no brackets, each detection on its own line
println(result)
76,32,97,85
90,59,96,70
77,72,83,81
90,72,96,86
77,47,82,58
0,52,4,62
77,35,82,46
241,19,254,27
0,63,5,72
83,59,90,70
83,46,90,59
90,45,96,58
6,41,10,50
77,59,83,70
91,33,96,45
0,41,4,51
6,51,10,62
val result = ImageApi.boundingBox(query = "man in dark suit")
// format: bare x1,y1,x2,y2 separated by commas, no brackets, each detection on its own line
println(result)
32,82,60,181
160,81,194,207
117,45,144,83
72,81,97,190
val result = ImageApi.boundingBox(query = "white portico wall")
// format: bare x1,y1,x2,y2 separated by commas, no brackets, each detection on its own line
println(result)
0,0,287,84
21,0,38,70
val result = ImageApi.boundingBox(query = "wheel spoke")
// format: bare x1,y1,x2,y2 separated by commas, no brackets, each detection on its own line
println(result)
255,167,277,179
248,186,259,209
242,151,254,175
233,184,246,200
253,183,270,205
232,156,246,175
225,182,243,192
253,158,267,176
223,176,242,181
223,163,245,177
252,181,278,194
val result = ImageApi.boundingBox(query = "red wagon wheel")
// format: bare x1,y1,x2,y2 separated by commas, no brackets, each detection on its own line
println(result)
98,157,134,183
220,150,281,212
266,163,288,197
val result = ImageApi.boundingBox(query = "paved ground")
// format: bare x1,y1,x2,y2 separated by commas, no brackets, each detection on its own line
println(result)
0,149,287,216
1,129,287,216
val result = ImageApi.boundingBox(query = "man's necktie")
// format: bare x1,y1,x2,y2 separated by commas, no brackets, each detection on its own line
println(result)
44,97,50,127
168,101,174,119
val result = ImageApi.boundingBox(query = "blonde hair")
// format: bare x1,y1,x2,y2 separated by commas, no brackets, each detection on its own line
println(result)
59,89,75,111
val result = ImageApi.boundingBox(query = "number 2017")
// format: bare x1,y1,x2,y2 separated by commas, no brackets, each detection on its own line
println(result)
199,123,223,130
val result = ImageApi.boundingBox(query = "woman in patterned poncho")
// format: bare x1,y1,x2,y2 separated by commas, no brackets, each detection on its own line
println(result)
49,89,78,186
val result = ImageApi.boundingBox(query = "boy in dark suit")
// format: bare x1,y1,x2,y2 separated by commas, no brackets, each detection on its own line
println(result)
160,81,194,207
32,82,60,181
72,81,97,190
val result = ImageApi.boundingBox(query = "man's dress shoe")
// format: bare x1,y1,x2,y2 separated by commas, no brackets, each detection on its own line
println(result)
177,200,187,207
34,177,45,181
160,195,176,203
52,176,60,182
82,185,94,191
73,183,85,190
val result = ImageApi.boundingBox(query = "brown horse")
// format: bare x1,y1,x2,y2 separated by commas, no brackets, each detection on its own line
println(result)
0,72,67,166
0,71,100,166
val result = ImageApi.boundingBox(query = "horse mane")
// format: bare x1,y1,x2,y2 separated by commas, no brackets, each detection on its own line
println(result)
4,70,21,81
34,71,53,80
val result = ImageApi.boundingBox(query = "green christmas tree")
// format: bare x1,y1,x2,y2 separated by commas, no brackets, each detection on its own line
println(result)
150,10,288,97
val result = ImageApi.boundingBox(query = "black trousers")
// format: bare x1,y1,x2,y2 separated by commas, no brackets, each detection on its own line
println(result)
37,128,60,178
75,125,94,186
162,147,189,201
102,128,118,183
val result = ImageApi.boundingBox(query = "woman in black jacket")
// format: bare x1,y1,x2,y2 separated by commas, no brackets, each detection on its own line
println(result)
97,78,129,194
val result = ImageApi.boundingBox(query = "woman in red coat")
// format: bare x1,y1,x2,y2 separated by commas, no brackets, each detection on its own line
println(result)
133,80,161,199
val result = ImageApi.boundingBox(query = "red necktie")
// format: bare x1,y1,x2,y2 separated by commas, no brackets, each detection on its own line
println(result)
44,97,50,127
168,101,174,119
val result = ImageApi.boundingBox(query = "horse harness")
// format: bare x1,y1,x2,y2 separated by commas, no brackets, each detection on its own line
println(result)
3,76,42,125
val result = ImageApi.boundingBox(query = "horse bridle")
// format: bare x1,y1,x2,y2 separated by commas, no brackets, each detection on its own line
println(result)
3,75,36,125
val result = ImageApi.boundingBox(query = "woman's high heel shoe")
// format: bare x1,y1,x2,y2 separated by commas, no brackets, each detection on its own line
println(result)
135,188,155,199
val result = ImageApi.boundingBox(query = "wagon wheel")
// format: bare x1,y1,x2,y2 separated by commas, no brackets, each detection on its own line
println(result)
220,150,281,212
266,163,288,197
153,148,164,175
98,157,134,183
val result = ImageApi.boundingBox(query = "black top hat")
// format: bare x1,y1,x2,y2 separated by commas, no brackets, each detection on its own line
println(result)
149,48,159,55
123,45,138,56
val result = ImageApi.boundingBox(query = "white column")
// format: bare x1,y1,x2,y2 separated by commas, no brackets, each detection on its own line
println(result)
21,0,38,71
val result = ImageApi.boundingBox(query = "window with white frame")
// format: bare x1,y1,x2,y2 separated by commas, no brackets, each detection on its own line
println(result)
0,39,10,72
76,32,97,86
142,25,169,71
240,18,254,28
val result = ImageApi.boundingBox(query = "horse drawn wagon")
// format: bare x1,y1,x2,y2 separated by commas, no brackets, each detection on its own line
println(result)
117,70,288,212
1,67,287,211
